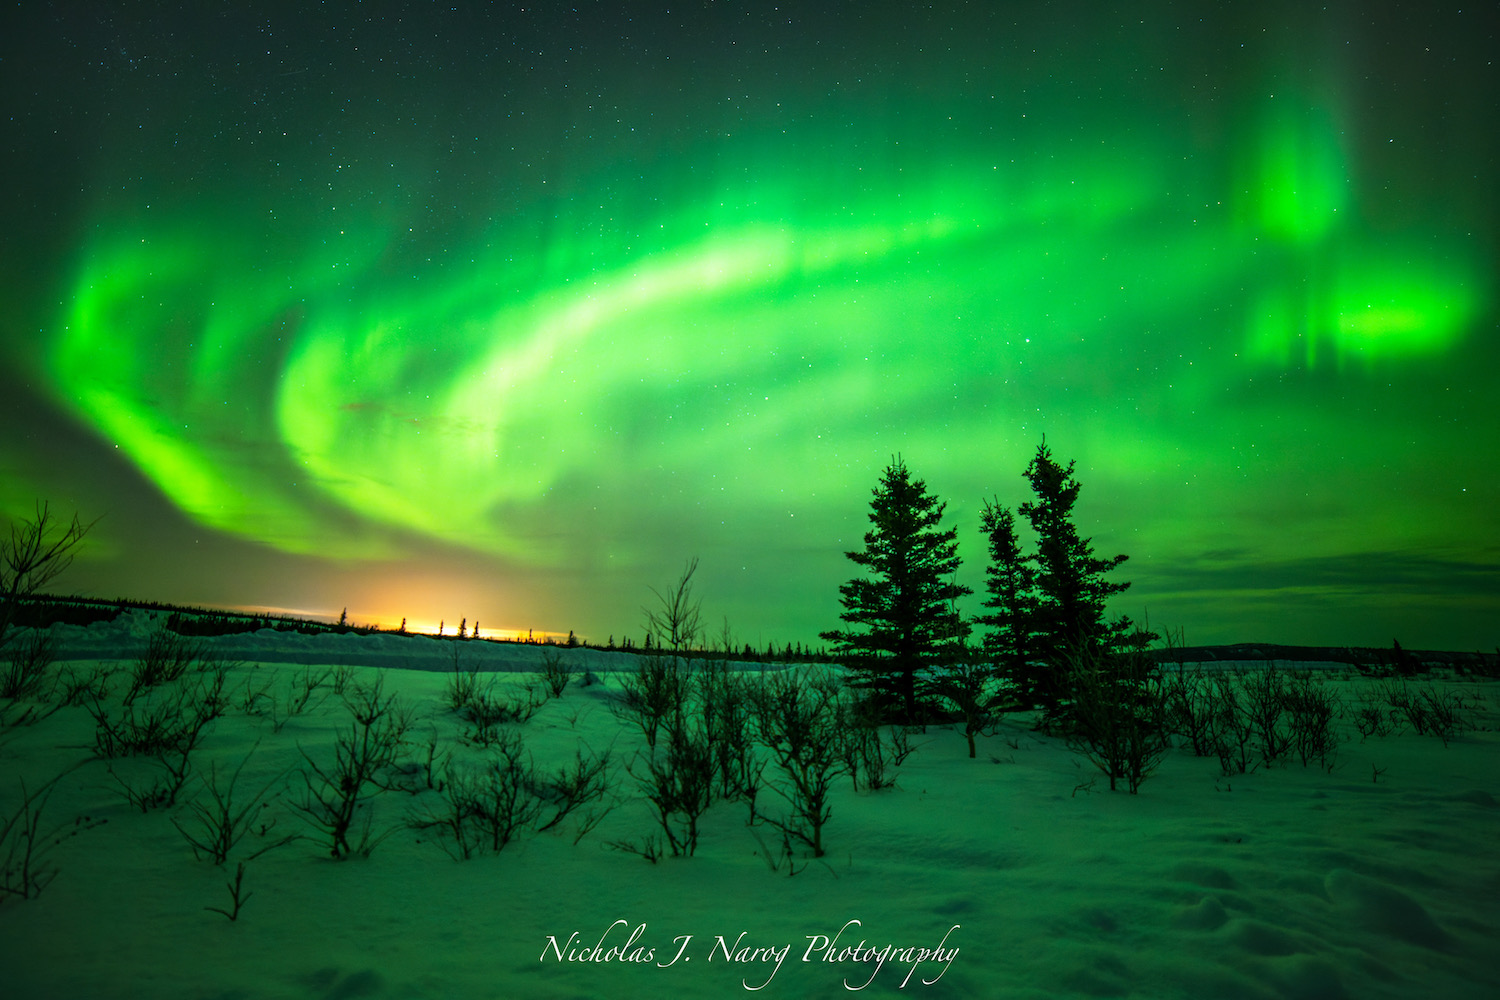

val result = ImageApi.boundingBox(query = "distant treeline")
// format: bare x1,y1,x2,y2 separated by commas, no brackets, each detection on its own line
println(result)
10,594,832,664
9,594,348,635
1153,642,1499,673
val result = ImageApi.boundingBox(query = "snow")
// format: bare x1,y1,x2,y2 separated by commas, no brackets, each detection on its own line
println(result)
2,612,1497,999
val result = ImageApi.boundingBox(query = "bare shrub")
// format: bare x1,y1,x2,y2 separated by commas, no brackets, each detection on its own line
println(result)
613,654,690,750
1380,679,1480,746
255,667,332,733
1,764,103,903
644,556,703,652
125,630,206,703
1210,677,1258,776
627,717,716,857
293,678,411,858
172,749,297,865
409,731,540,859
459,683,541,747
1064,647,1168,793
534,745,615,843
928,660,1008,759
204,861,252,921
1283,671,1342,768
0,502,95,649
540,648,575,698
751,667,846,857
1352,702,1398,740
1239,664,1293,765
835,690,901,792
57,663,114,707
1161,663,1219,756
445,646,482,712
694,659,760,805
90,668,223,811
1,627,58,701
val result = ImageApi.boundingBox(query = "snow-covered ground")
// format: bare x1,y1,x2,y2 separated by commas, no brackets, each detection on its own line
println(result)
3,611,1497,999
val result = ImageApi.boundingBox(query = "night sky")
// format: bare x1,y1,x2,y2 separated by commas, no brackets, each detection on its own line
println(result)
2,2,1495,649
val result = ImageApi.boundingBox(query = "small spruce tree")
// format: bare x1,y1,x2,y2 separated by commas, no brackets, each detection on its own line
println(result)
821,457,971,721
976,499,1040,708
1017,440,1148,719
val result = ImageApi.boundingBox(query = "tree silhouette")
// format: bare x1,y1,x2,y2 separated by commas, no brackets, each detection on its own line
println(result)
644,557,703,653
1,501,95,646
975,499,1040,707
821,457,971,721
1016,440,1145,717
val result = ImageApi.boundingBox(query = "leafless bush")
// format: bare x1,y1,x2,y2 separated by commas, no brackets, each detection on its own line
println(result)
409,731,539,859
540,648,575,697
837,718,894,792
534,745,615,842
445,646,482,712
406,732,451,793
90,669,223,810
459,683,541,747
627,717,716,857
1161,663,1219,756
613,654,691,750
928,661,1008,759
751,667,845,857
172,749,297,865
1378,678,1479,746
1239,664,1293,764
125,630,206,703
606,831,665,864
204,860,252,921
293,678,411,858
1064,647,1168,793
0,698,61,740
1210,677,1258,776
750,825,809,877
1283,671,1342,768
57,663,114,707
0,502,95,649
695,659,761,806
1,627,58,700
834,689,905,792
90,682,201,758
255,667,332,733
238,670,275,714
1352,702,1399,739
644,556,703,653
1,764,103,903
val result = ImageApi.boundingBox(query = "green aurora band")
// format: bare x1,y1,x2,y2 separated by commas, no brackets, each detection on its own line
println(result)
7,5,1496,647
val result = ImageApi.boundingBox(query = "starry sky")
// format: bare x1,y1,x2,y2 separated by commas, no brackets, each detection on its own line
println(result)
1,2,1495,650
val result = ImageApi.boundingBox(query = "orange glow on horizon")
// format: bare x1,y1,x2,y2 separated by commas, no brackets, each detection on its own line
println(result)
223,604,575,643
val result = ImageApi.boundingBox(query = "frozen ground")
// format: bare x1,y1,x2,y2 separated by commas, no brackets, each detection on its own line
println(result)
2,611,1497,999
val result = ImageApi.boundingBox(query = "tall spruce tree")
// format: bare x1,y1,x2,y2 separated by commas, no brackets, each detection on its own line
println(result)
975,499,1040,708
820,457,971,721
1017,440,1142,714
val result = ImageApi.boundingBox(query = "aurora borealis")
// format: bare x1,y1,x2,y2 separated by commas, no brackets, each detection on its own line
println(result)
1,3,1495,648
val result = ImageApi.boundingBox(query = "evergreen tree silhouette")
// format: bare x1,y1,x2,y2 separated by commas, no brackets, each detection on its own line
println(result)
976,499,1040,707
821,456,971,721
1017,440,1143,716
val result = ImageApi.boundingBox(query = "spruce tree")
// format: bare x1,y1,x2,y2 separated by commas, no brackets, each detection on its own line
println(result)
1017,440,1143,715
975,499,1040,708
821,457,971,721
